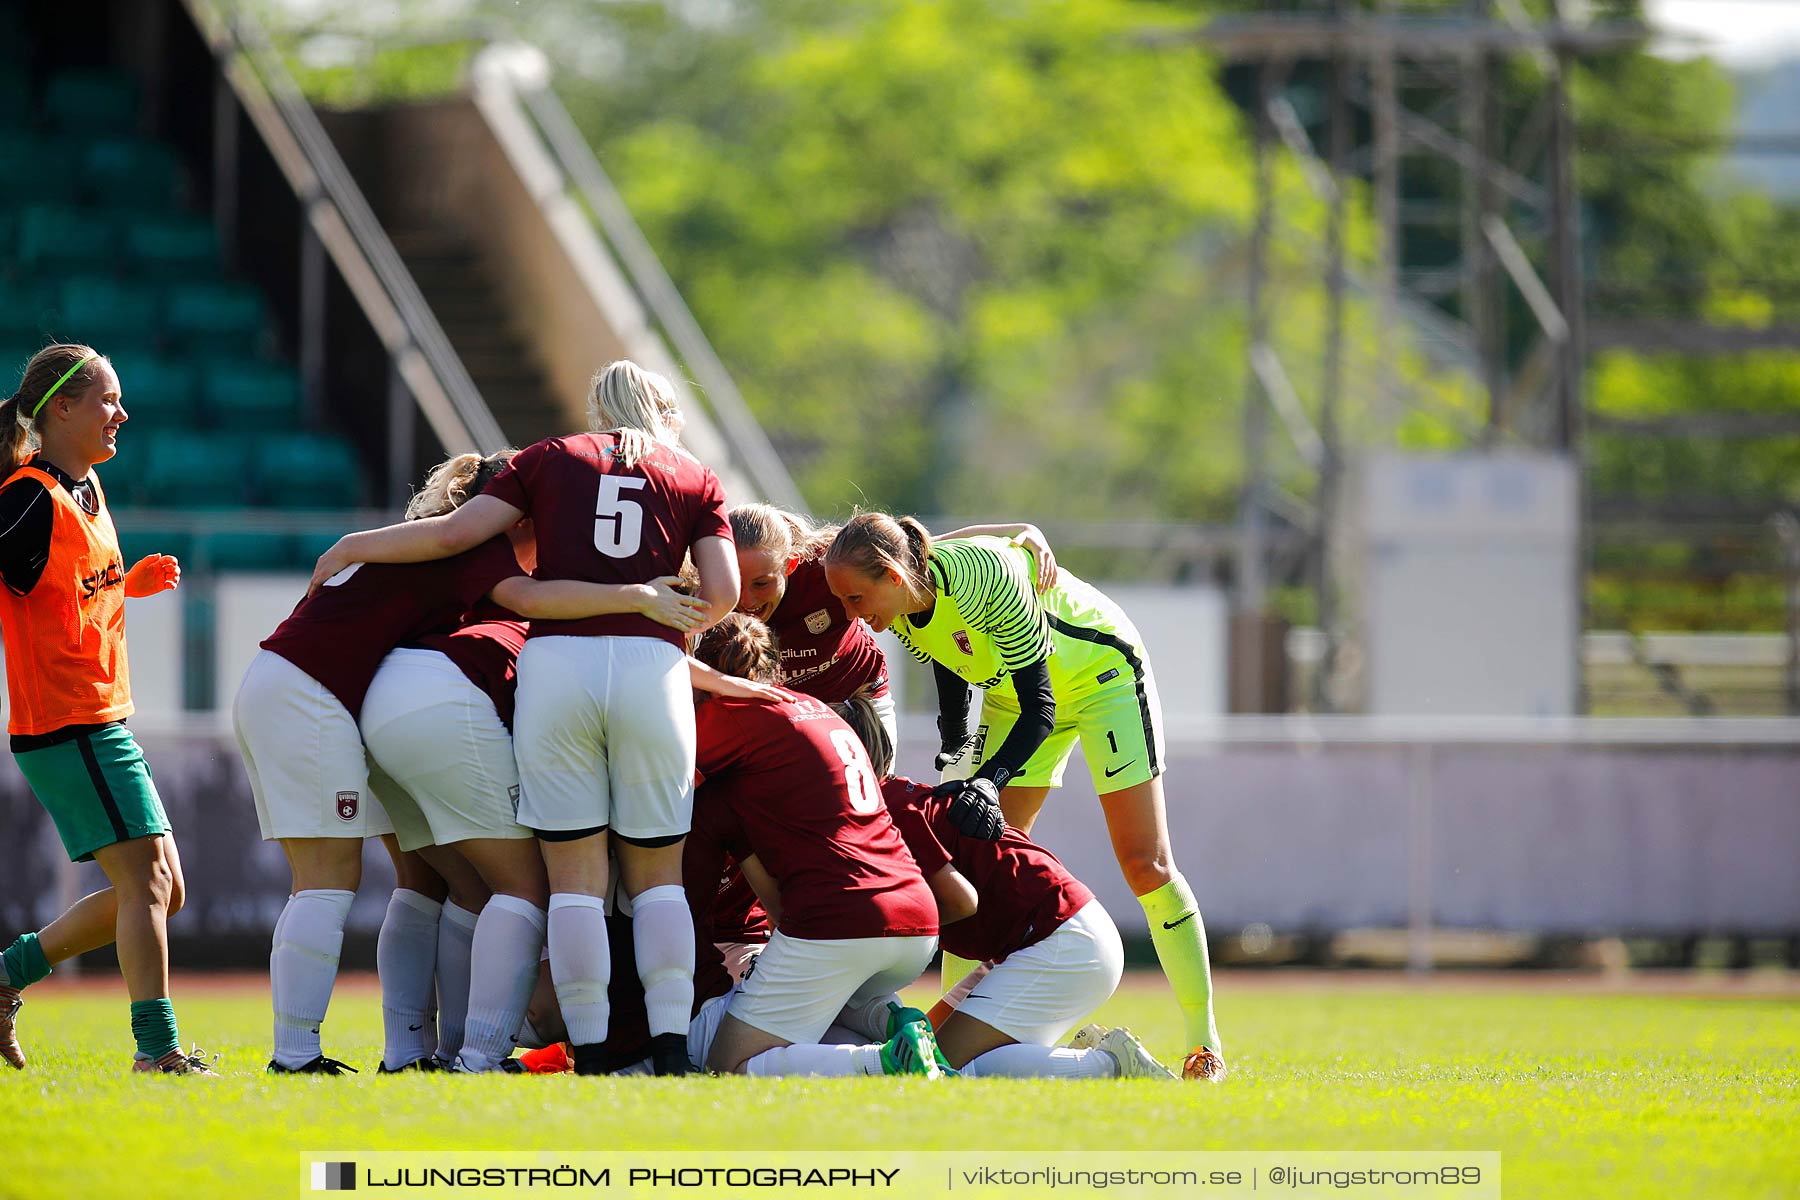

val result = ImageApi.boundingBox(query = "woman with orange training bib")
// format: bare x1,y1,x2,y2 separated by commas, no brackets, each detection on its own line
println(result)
0,344,213,1076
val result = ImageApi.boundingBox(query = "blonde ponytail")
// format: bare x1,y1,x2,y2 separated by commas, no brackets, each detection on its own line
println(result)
407,448,518,520
587,360,684,469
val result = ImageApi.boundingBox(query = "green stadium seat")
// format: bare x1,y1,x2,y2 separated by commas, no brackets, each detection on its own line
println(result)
0,74,29,127
58,276,160,344
291,529,349,566
164,280,267,344
124,214,218,273
205,362,302,430
98,429,152,504
0,342,40,384
44,70,139,136
253,434,364,507
84,139,185,210
139,431,254,507
0,278,58,340
115,525,193,570
0,136,81,205
13,205,117,270
109,353,201,432
195,530,293,571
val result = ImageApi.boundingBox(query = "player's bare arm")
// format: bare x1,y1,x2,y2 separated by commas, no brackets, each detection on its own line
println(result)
308,494,524,595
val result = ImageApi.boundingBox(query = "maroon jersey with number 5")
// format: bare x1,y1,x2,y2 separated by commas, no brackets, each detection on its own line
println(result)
482,432,732,647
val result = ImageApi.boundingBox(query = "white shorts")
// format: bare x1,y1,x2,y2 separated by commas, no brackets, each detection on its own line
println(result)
233,649,393,841
725,930,937,1046
359,648,530,852
715,941,766,986
954,900,1123,1046
512,636,696,841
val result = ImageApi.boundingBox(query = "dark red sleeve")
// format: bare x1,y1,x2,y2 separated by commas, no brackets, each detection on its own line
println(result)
885,798,957,881
694,698,746,780
481,439,546,515
683,799,730,940
690,468,731,543
467,537,526,605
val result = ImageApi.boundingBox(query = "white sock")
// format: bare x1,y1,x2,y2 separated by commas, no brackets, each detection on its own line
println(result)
962,1044,1116,1079
433,900,479,1061
744,1043,885,1077
820,1023,866,1045
270,889,355,1069
548,893,610,1047
267,896,293,1043
835,991,903,1041
377,889,441,1069
459,895,548,1072
630,885,694,1037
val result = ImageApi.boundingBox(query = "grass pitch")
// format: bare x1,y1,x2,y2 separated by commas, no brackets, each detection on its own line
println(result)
0,972,1793,1200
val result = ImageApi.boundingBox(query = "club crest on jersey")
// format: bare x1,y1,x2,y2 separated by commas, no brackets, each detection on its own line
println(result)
335,791,359,822
805,608,832,635
953,630,974,655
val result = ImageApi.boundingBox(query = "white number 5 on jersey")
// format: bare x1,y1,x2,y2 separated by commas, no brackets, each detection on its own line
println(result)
594,476,648,558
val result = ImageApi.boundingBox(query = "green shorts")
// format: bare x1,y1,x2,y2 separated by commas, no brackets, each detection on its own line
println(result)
13,723,171,863
964,660,1167,794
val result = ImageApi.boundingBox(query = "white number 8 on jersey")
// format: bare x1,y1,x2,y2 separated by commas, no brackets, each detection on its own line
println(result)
829,728,883,815
594,476,648,558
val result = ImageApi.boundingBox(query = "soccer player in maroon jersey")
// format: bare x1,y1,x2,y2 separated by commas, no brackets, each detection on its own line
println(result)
731,505,1058,749
688,615,965,1077
836,698,1179,1080
247,445,705,1075
307,361,739,1075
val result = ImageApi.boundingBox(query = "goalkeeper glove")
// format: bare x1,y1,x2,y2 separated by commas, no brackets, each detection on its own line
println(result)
931,775,1005,840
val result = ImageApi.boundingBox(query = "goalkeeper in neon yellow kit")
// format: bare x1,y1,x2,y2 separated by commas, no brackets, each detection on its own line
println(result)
824,514,1225,1081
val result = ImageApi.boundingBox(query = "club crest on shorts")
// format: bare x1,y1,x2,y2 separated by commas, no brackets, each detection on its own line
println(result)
335,791,359,822
508,784,522,816
954,630,974,655
805,608,832,635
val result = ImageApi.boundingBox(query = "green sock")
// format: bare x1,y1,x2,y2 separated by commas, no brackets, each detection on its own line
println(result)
2,933,51,990
1137,874,1222,1053
129,998,180,1062
940,952,977,996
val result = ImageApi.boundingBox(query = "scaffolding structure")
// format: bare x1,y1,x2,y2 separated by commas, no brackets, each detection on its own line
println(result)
1158,0,1800,713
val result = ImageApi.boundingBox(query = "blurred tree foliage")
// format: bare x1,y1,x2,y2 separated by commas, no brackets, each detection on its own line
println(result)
273,0,1475,530
269,0,1800,627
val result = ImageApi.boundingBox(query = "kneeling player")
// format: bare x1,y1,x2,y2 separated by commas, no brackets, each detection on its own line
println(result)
840,698,1177,1080
689,616,957,1077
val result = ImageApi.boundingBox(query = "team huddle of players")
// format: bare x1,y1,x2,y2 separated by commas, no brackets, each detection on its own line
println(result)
0,349,1224,1081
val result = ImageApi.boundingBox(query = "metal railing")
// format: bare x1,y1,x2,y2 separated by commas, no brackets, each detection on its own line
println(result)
181,0,508,455
499,56,806,513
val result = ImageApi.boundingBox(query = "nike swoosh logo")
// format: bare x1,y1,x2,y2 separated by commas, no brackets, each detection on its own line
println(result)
1163,912,1197,930
1103,760,1138,778
408,1024,423,1032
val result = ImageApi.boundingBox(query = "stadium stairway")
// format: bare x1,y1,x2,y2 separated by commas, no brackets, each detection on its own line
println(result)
386,228,566,449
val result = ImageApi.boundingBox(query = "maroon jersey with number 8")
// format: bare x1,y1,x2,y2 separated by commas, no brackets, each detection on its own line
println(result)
693,691,937,941
482,432,732,647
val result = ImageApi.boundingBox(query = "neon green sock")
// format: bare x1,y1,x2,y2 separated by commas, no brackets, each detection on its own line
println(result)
2,932,51,990
940,952,977,996
129,998,180,1062
1137,874,1222,1053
